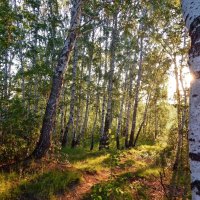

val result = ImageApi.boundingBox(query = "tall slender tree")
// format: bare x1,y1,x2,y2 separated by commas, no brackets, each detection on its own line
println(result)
129,28,144,147
99,10,118,150
62,42,78,147
31,0,82,159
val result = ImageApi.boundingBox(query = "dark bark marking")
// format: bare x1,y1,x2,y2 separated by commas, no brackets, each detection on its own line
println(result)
191,180,200,196
192,94,199,97
189,16,200,59
185,14,189,23
189,152,200,161
189,138,195,142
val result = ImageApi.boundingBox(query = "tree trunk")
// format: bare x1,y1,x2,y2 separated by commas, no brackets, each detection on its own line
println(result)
129,34,144,147
125,56,136,148
99,11,118,150
182,1,200,199
30,0,82,159
100,21,109,140
116,72,128,149
75,56,84,138
62,42,78,147
133,93,150,147
90,91,99,151
154,99,158,141
172,56,182,171
77,30,94,145
60,88,65,139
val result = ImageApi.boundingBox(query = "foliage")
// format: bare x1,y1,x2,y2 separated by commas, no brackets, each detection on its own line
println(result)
0,98,40,163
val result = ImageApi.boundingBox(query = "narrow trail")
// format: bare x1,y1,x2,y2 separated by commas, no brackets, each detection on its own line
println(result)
61,170,110,200
58,159,165,200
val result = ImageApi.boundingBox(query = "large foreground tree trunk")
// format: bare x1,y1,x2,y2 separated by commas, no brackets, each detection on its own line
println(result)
31,0,82,159
182,1,200,199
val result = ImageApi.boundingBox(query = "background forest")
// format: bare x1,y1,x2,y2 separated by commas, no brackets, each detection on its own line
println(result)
0,0,191,199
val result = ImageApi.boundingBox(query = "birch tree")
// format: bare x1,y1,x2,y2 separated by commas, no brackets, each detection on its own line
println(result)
129,32,144,147
182,1,200,199
99,11,118,150
31,0,82,159
61,42,78,147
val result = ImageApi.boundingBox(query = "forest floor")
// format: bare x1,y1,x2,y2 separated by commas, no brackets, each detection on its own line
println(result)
59,144,187,200
0,143,189,200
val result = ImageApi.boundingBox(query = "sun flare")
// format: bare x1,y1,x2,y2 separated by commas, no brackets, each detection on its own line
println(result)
168,68,191,102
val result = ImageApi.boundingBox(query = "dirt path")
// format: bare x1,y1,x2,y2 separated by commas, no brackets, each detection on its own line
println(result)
57,154,168,200
60,170,110,200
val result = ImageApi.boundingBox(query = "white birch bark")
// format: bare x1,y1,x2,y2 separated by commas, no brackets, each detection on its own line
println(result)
100,20,109,139
99,11,118,150
133,92,150,147
90,71,100,151
30,0,82,159
116,71,128,149
62,42,78,147
129,34,144,147
182,1,200,198
125,55,136,148
79,31,94,144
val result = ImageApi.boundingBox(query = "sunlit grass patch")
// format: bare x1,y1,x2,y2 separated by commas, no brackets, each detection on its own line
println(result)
74,154,110,170
62,146,112,171
136,167,161,178
19,170,81,199
137,144,165,153
0,172,18,196
0,170,81,200
62,146,107,162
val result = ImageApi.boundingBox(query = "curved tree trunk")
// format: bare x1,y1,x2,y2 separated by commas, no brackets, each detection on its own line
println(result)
182,1,200,199
31,0,82,159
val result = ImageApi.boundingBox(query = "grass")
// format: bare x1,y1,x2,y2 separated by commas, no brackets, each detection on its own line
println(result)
80,144,166,200
0,143,169,200
62,146,111,171
0,172,18,196
0,170,81,200
83,172,134,200
83,163,161,200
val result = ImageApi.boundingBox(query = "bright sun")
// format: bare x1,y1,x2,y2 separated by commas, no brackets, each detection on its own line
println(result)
168,67,191,102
